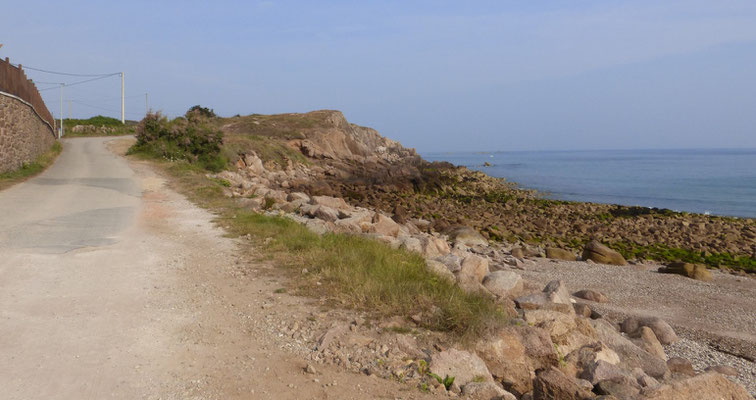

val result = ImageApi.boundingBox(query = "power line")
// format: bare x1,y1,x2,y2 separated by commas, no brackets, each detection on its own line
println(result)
38,74,120,92
10,63,117,77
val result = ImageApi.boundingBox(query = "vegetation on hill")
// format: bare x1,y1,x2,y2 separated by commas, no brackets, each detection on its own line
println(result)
127,110,226,172
63,115,137,137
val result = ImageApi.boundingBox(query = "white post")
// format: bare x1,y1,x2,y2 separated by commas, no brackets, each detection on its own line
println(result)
120,72,125,124
59,83,64,138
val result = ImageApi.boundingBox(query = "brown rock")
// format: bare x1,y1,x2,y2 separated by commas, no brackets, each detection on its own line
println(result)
429,348,494,387
461,382,517,400
620,317,678,345
590,319,669,379
546,247,578,261
448,226,488,247
666,357,695,377
646,372,751,400
476,328,535,396
573,303,593,318
582,241,627,266
482,271,523,298
310,195,349,210
457,254,490,283
635,327,666,360
573,289,609,303
369,213,401,237
533,367,596,400
511,247,525,259
660,262,712,281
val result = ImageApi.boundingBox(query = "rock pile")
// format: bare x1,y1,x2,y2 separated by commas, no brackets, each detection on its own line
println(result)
210,152,751,399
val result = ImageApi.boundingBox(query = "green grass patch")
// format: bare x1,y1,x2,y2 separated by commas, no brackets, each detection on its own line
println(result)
608,242,755,272
0,142,62,190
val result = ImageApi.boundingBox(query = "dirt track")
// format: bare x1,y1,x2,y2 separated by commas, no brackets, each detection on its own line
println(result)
0,137,433,399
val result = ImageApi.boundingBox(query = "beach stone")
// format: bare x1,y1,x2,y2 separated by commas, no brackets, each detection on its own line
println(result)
543,280,572,305
580,360,629,385
704,365,738,376
582,241,627,265
635,327,667,360
533,367,595,400
546,247,577,261
646,372,751,400
461,382,517,400
524,309,577,340
660,262,712,281
310,195,349,210
457,254,490,283
425,260,455,281
573,289,608,303
313,205,340,222
420,236,451,258
595,379,640,399
511,247,525,259
476,328,534,396
482,271,523,298
369,213,401,237
573,303,593,318
429,349,493,387
591,319,669,379
666,357,695,377
448,226,488,247
620,316,678,345
568,342,621,370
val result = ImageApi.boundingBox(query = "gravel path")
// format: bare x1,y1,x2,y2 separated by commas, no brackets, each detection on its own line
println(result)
508,258,756,396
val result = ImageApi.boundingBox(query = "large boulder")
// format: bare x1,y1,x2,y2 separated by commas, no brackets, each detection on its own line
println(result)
482,271,523,298
369,213,401,237
659,262,712,281
475,328,535,396
633,326,667,360
591,319,669,379
456,254,490,283
620,316,678,345
666,357,696,377
645,372,751,400
523,309,577,341
425,260,455,282
533,367,596,400
429,349,494,387
419,235,451,258
546,247,577,261
573,290,608,303
582,241,627,266
447,226,488,247
310,195,350,210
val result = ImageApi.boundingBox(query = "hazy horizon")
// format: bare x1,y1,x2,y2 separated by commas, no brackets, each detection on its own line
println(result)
2,0,756,152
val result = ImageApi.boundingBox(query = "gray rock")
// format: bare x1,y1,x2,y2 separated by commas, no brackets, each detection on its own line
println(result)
573,289,609,303
461,382,517,400
591,319,669,379
581,360,630,385
483,271,523,298
667,357,696,377
620,316,678,345
448,226,488,247
429,348,494,387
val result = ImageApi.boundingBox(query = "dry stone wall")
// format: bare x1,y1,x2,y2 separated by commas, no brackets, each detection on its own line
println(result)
0,93,56,173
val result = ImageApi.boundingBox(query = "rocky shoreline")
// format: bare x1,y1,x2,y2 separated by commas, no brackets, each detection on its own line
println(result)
198,110,755,399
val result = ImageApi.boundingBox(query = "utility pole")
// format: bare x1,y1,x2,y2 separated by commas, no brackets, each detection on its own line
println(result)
68,100,71,120
145,93,148,115
120,72,125,124
59,83,64,138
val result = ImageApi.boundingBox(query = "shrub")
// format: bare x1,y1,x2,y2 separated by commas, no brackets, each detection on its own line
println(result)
186,105,216,119
128,112,226,171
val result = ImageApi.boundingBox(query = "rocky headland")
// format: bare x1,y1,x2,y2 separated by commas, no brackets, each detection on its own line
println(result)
176,110,754,399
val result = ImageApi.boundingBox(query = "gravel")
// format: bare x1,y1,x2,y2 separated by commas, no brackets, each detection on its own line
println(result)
666,338,756,398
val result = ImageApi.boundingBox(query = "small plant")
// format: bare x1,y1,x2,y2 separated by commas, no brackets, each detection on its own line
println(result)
427,373,455,390
213,178,231,187
419,383,429,393
273,288,286,294
472,375,486,383
416,360,428,376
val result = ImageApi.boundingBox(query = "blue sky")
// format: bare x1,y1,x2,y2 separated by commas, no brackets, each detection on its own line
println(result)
2,0,756,151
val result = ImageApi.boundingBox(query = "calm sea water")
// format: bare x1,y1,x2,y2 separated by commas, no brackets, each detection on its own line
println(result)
422,149,756,219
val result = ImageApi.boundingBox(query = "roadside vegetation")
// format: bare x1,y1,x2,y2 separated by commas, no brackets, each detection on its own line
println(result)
127,106,510,338
0,142,62,191
63,115,137,137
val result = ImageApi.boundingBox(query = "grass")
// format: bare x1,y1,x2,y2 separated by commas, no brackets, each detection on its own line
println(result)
137,154,509,339
0,142,62,191
222,134,309,168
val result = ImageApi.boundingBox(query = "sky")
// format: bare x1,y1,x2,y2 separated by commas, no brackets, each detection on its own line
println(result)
2,0,756,152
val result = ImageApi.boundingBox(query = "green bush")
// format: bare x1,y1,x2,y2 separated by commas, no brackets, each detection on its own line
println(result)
128,112,227,171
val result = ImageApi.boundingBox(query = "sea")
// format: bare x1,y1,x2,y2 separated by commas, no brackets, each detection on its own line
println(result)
422,149,756,219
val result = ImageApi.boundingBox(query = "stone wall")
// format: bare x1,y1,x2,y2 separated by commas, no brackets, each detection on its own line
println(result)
0,93,57,173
